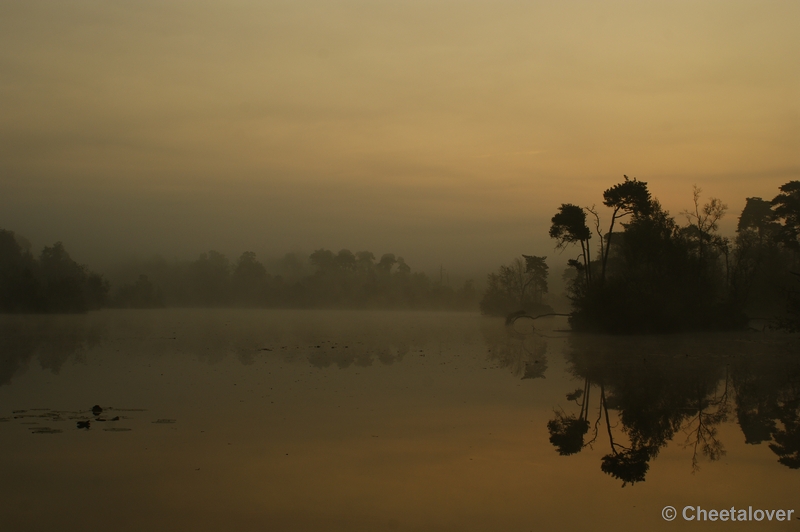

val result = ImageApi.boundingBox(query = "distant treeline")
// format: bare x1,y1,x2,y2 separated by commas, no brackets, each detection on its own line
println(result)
548,178,800,333
0,232,477,312
107,249,477,310
0,231,108,313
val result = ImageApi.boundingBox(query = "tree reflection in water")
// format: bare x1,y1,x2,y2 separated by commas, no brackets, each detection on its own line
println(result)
732,351,800,469
0,316,104,386
548,333,800,486
481,317,549,380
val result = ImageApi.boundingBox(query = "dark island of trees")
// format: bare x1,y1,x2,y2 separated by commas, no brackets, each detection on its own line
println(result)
546,177,800,333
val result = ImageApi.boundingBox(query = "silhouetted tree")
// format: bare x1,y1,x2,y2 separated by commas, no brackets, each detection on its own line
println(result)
550,204,593,286
522,255,549,304
335,249,357,271
0,232,109,313
39,242,87,312
37,242,108,312
729,197,787,312
771,181,800,250
681,185,728,265
480,256,551,316
600,176,652,280
310,249,337,272
740,197,780,238
188,251,231,306
766,181,800,329
395,256,411,275
113,274,164,308
377,253,397,272
232,251,268,305
355,251,376,272
0,229,39,312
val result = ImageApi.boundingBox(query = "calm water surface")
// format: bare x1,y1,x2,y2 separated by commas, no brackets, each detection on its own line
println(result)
1,309,799,531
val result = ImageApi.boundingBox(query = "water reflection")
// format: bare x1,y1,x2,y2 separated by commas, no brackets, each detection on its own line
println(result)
0,310,484,383
308,342,409,369
0,315,104,385
548,334,800,485
480,318,549,379
4,310,799,483
5,309,799,531
733,353,800,469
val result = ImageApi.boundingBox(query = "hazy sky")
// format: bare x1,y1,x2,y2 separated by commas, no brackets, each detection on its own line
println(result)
1,0,798,276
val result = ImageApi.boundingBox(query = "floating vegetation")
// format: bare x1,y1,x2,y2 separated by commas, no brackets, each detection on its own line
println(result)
30,427,62,434
5,405,165,435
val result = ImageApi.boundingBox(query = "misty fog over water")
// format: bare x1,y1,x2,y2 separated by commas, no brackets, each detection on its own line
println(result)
1,309,799,531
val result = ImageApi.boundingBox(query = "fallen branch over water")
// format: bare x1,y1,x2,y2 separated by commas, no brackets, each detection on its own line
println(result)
505,311,572,326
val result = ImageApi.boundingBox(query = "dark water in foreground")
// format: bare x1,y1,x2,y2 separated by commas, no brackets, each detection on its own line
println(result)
1,309,799,531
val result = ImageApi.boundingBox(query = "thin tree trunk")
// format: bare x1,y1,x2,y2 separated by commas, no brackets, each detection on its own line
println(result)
586,238,593,285
580,240,590,287
602,208,620,282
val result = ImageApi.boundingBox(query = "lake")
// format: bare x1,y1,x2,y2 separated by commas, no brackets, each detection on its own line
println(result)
1,309,798,531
